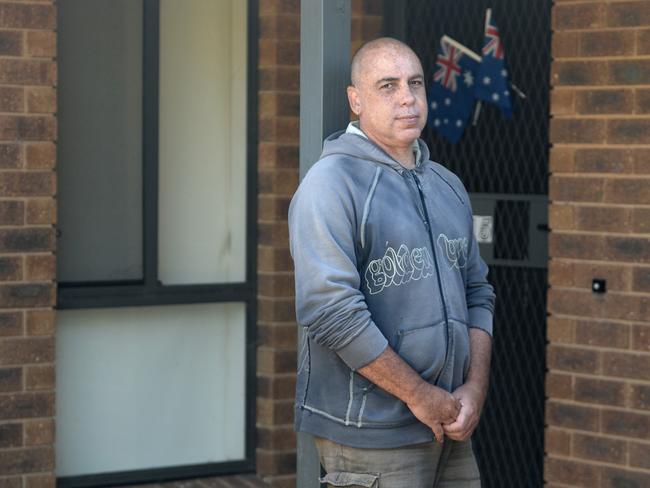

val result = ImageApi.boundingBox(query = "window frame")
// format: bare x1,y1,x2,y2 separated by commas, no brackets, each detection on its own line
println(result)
55,0,258,485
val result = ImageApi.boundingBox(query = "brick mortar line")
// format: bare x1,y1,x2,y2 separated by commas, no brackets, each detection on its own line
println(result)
552,53,650,60
550,143,650,148
548,228,650,237
551,201,650,208
547,398,650,417
255,447,296,454
548,369,650,384
545,453,650,473
257,90,299,95
0,195,57,199
547,338,650,353
0,58,54,65
0,420,54,427
257,271,293,276
257,141,299,147
545,425,650,446
549,231,650,240
551,172,650,179
549,258,650,270
254,423,294,429
548,286,645,295
256,321,298,328
0,60,55,65
0,113,55,118
257,220,289,225
257,372,296,378
256,346,297,353
260,423,293,430
548,369,650,386
553,25,650,33
552,86,650,91
554,0,650,3
548,201,650,208
0,446,53,453
0,84,56,89
553,453,639,472
0,363,55,369
552,85,650,91
538,482,573,488
0,112,56,116
256,193,295,198
549,311,650,326
549,287,646,298
553,114,650,119
546,370,650,384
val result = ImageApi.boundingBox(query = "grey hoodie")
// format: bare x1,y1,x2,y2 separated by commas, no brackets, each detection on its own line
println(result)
289,129,495,448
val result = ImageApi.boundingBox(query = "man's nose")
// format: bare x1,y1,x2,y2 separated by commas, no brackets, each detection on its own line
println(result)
399,84,416,105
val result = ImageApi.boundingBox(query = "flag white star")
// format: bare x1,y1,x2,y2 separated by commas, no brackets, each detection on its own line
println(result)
463,70,474,87
455,119,463,127
503,90,509,96
444,97,451,106
443,118,449,124
431,101,438,110
483,76,491,85
492,92,500,101
434,118,441,127
501,69,508,77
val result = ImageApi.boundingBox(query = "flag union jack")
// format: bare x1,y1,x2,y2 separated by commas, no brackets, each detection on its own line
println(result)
483,17,504,59
434,42,462,92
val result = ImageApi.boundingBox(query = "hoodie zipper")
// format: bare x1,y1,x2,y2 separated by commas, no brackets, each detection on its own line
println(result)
409,170,452,387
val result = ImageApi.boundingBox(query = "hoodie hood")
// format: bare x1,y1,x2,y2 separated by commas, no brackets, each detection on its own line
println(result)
320,129,431,174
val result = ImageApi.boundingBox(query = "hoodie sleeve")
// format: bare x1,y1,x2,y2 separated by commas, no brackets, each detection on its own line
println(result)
465,224,496,336
288,161,388,370
461,191,496,336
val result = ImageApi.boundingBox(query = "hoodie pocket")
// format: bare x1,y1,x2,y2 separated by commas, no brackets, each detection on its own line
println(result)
355,322,447,427
395,322,446,381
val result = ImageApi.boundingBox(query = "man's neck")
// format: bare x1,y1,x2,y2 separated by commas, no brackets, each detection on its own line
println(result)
353,123,418,170
381,144,416,169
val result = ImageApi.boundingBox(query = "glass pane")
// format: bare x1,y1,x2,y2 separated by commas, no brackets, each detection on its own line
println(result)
57,0,143,282
55,302,247,476
158,0,247,285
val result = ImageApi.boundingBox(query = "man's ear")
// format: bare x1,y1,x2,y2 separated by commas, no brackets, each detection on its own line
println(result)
347,85,361,116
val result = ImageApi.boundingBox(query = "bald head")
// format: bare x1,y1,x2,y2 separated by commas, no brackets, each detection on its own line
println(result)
350,37,421,87
346,37,427,168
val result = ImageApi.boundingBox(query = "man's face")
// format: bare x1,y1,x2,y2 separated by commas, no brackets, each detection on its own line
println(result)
348,46,428,152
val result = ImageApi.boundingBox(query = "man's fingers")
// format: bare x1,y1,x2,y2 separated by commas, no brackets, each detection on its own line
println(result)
443,419,463,433
432,424,445,444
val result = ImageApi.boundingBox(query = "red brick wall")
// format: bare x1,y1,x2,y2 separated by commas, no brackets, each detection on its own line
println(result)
0,1,57,487
255,1,382,486
546,1,650,485
256,1,300,486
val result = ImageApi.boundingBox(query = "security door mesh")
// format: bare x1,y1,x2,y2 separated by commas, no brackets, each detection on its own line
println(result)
386,1,551,486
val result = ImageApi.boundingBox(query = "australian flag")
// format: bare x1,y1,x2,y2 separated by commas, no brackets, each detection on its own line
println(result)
428,36,480,144
474,8,513,117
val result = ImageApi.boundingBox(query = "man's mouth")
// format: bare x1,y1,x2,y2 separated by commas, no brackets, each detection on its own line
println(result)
396,115,420,123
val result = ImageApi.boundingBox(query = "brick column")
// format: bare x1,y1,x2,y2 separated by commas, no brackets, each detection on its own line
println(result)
0,1,57,488
256,0,300,486
546,1,650,486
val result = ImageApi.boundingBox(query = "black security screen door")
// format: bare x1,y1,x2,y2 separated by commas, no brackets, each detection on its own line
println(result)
385,1,551,487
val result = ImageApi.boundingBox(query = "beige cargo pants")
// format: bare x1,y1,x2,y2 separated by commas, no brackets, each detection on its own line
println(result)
314,436,481,488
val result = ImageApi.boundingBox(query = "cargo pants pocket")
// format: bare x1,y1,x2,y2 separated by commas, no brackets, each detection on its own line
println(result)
319,471,379,487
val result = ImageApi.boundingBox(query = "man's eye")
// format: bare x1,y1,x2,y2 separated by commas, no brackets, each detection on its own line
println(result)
410,79,423,86
381,83,394,89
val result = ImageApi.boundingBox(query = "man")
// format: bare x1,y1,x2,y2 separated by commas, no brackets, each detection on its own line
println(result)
289,37,495,487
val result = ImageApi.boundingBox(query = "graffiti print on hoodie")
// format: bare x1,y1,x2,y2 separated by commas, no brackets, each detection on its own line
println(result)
365,244,435,295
